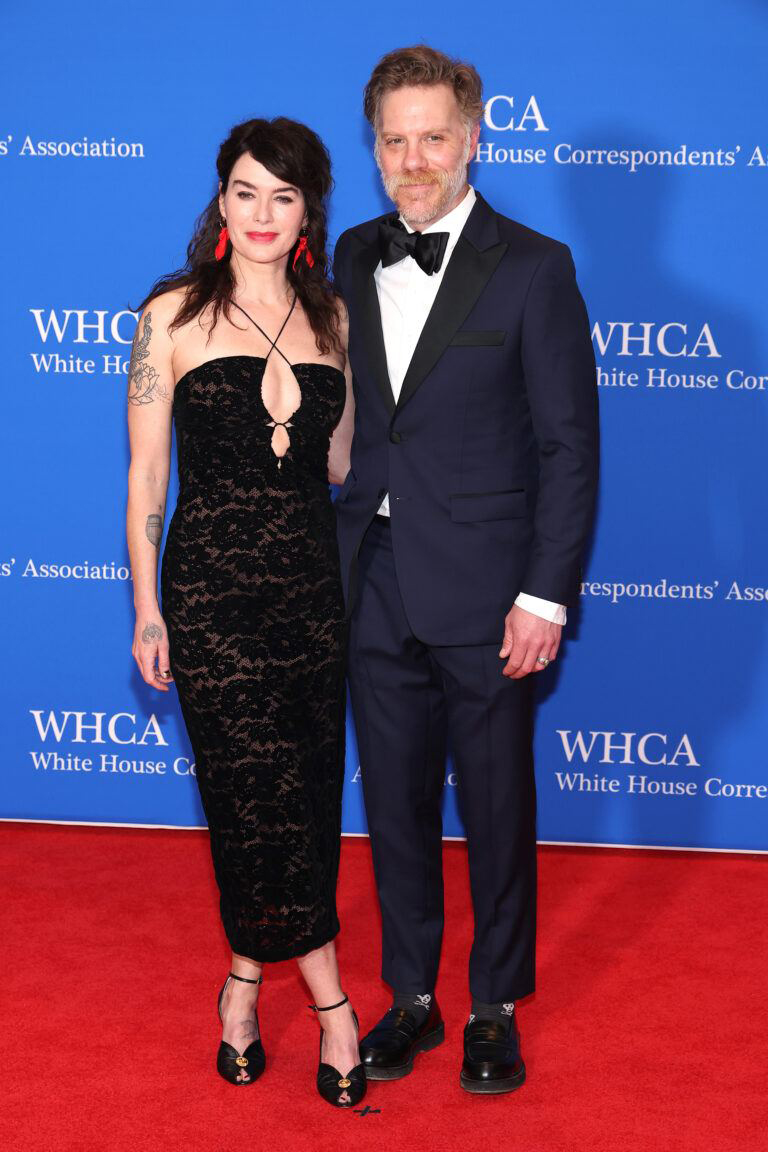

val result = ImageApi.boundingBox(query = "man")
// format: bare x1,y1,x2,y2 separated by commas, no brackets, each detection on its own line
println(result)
333,45,598,1094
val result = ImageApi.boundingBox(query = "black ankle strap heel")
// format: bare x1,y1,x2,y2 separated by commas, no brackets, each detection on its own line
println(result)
309,995,367,1108
216,971,265,1086
309,995,350,1014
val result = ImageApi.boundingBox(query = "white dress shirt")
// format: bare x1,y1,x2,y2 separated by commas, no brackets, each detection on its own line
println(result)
374,185,566,627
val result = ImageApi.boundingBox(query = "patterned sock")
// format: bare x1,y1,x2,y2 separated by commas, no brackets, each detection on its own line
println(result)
470,999,516,1025
392,990,433,1023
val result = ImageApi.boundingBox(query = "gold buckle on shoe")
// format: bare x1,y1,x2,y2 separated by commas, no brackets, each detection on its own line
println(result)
235,1056,249,1067
337,1077,351,1088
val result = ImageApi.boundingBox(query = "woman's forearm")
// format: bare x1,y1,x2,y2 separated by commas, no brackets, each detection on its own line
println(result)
127,465,169,612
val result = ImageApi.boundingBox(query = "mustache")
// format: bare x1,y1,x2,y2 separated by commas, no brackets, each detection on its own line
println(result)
391,170,444,189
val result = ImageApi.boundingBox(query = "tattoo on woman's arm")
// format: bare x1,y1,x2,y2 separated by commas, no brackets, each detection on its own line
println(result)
146,514,163,548
142,622,163,643
127,312,168,405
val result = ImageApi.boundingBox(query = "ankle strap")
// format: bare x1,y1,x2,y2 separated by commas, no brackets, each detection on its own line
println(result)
308,994,349,1013
229,971,263,985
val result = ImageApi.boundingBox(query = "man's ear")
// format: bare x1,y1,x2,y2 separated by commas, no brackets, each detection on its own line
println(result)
467,121,482,165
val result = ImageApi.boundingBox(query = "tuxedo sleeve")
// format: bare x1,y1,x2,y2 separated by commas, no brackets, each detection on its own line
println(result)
332,229,351,298
519,244,599,605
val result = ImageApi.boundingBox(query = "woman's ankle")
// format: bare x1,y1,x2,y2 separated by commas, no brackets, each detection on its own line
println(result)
318,1001,355,1031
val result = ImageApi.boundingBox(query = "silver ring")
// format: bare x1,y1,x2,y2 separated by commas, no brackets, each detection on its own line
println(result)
536,656,550,667
159,670,171,678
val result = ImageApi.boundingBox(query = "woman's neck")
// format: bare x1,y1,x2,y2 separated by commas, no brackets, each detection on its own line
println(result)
230,251,293,308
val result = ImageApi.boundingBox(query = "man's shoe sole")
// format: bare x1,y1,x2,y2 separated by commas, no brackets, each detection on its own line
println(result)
362,1022,445,1081
459,1064,526,1094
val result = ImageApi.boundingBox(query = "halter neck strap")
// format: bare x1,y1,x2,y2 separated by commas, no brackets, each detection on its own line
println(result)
229,293,297,367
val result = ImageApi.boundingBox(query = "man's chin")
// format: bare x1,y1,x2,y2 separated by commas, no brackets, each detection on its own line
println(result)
396,189,442,226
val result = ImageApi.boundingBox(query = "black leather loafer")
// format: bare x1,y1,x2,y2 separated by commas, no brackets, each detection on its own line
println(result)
360,999,445,1080
460,1015,526,1094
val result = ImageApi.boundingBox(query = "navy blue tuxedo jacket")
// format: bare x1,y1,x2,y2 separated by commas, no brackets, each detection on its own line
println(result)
332,191,599,646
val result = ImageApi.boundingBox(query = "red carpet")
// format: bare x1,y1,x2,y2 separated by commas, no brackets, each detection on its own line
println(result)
1,824,765,1152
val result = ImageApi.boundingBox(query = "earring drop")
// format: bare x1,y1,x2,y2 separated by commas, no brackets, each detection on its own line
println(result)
215,223,229,261
292,227,315,271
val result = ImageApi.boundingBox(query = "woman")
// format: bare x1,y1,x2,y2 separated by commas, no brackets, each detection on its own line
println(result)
125,118,363,1108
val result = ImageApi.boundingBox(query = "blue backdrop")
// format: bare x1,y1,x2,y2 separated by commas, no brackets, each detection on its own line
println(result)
2,1,767,851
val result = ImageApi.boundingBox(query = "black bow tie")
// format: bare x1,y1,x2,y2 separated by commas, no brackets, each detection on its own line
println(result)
378,216,450,276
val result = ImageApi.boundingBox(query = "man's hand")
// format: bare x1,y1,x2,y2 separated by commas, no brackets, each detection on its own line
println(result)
499,604,562,679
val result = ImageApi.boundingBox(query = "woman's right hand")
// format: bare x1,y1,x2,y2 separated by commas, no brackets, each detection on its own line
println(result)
132,607,174,692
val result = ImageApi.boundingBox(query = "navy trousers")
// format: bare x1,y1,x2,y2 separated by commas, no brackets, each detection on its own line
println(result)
347,515,537,1003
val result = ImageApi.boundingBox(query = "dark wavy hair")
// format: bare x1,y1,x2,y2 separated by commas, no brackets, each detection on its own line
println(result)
139,117,341,354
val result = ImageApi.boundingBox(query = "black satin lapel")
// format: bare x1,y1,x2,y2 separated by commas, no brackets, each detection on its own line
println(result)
396,235,508,413
351,242,395,417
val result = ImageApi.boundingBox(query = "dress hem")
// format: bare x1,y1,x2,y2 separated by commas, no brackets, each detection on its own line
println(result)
225,919,341,965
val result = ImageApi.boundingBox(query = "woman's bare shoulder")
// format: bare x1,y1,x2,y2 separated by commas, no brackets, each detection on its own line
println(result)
334,295,349,342
139,286,188,329
334,294,349,323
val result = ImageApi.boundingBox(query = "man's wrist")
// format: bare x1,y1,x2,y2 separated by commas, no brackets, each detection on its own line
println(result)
514,592,567,626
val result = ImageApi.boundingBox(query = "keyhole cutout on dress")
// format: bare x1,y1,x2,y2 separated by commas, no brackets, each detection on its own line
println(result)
261,354,302,464
230,295,302,469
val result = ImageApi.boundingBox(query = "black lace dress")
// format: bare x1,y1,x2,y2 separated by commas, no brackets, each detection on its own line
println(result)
160,305,347,962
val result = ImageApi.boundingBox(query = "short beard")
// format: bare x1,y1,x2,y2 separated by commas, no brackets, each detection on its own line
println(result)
376,130,472,227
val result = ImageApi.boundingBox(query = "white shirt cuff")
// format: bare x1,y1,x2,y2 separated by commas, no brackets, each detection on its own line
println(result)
515,592,567,626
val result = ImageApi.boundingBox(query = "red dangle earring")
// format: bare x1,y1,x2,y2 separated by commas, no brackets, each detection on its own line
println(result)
214,220,229,262
292,227,315,271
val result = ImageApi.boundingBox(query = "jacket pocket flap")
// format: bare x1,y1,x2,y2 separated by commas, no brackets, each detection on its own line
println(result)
449,468,524,494
450,490,527,522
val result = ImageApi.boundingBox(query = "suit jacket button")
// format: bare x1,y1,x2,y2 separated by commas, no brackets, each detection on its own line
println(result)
389,430,402,444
